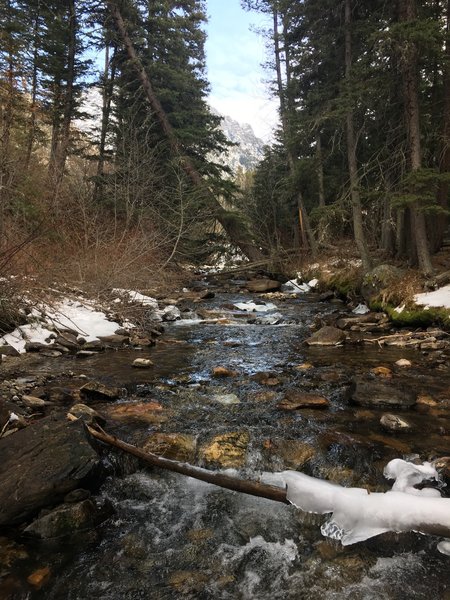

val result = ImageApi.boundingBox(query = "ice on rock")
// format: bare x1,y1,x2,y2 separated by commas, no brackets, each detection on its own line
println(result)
267,459,450,550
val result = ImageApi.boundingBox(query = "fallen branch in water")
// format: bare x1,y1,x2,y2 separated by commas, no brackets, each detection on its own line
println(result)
87,425,288,504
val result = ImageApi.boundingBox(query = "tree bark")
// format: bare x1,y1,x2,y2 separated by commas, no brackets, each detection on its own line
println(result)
316,133,325,208
274,5,318,257
24,1,41,172
88,426,288,504
106,0,264,262
399,0,433,274
344,0,372,272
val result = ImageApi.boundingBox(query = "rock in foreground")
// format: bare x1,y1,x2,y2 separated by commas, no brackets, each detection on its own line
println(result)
0,416,100,526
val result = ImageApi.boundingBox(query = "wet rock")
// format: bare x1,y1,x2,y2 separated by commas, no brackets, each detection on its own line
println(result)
64,488,91,503
79,381,124,403
21,394,52,408
380,413,412,432
0,344,20,357
336,313,385,330
161,305,181,321
76,350,98,358
168,570,209,594
130,335,155,347
305,326,346,346
106,402,168,425
46,387,77,404
246,279,281,293
132,358,154,368
251,371,280,385
368,433,411,454
396,358,412,368
24,341,48,352
278,391,329,410
248,390,278,403
319,291,335,302
0,416,101,526
416,394,438,407
350,377,416,408
98,334,130,346
27,567,51,590
199,431,249,468
212,366,238,378
212,393,240,405
295,362,314,371
263,438,315,469
24,499,101,538
55,333,79,351
40,350,63,358
68,403,106,426
142,433,197,462
371,366,393,378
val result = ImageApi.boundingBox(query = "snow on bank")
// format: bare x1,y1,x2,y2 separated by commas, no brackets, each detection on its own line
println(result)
414,285,450,309
264,458,450,554
0,289,163,354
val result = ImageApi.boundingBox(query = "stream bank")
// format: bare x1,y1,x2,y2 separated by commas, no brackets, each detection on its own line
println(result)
1,273,450,598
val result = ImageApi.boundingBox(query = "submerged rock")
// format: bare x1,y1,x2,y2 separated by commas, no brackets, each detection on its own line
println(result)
263,438,315,469
350,378,416,408
199,431,249,468
0,416,101,526
106,401,168,425
143,433,197,462
278,391,329,410
212,393,240,405
212,366,238,378
68,403,106,426
380,413,412,432
79,381,124,403
305,326,346,346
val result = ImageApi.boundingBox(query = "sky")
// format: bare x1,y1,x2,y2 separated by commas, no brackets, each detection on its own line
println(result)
204,0,279,142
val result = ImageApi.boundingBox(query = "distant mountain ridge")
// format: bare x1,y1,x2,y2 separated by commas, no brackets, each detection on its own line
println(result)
213,110,266,173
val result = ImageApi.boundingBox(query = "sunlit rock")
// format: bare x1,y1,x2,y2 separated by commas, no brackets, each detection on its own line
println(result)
107,402,168,425
263,438,315,469
199,431,249,468
212,366,238,377
143,433,197,462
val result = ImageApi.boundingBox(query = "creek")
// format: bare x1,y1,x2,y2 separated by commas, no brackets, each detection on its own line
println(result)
6,288,450,599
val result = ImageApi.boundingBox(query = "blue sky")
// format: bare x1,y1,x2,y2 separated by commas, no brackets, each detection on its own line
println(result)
204,0,279,141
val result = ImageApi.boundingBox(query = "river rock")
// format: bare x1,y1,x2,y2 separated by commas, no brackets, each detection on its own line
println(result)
212,366,238,377
0,344,20,357
0,416,101,526
199,431,249,468
106,401,168,424
27,567,51,590
212,393,240,405
98,334,130,347
68,403,106,426
305,326,346,346
55,333,80,351
278,391,329,410
380,413,412,432
79,381,124,402
396,358,412,368
0,537,28,577
24,498,104,538
142,433,197,462
246,279,281,293
263,438,315,469
371,366,393,378
132,358,154,368
350,377,416,408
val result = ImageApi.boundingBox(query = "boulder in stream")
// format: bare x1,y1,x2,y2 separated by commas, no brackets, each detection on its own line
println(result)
246,279,281,293
0,416,101,526
305,326,346,346
79,380,124,403
350,377,416,408
199,431,249,468
143,433,197,462
380,413,412,432
278,391,330,410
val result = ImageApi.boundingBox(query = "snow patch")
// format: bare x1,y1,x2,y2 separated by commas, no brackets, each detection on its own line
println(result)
414,285,450,309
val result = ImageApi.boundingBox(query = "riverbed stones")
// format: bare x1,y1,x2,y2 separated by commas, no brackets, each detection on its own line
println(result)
0,416,101,526
212,393,240,405
106,401,168,425
212,366,238,377
396,358,412,367
278,391,329,410
132,358,154,368
142,433,197,462
199,431,249,468
68,403,106,426
246,279,281,293
24,499,100,538
350,377,416,408
380,413,412,432
371,366,393,378
305,326,346,346
79,380,124,402
263,438,315,469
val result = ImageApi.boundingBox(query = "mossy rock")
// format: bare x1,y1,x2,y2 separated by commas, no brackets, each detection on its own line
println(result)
361,264,404,306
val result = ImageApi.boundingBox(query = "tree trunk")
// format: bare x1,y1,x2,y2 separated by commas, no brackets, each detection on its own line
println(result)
94,44,116,203
48,0,77,194
316,133,325,208
399,0,433,274
274,5,318,257
344,0,372,272
107,0,264,262
24,2,41,172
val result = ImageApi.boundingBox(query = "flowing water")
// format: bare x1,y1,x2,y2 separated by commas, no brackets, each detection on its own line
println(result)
5,290,450,599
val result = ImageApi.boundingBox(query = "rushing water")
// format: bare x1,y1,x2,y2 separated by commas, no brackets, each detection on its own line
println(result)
5,290,450,599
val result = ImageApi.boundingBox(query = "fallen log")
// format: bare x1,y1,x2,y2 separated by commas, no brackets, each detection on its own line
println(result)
87,426,288,504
